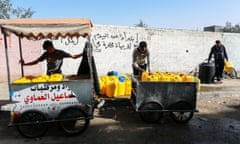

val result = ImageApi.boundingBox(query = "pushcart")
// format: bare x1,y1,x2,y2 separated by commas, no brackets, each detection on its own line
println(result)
131,76,198,123
0,18,100,138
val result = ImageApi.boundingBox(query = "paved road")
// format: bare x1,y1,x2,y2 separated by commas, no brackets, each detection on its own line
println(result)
0,79,240,144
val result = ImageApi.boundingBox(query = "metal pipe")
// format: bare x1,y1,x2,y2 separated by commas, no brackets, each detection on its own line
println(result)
2,29,11,92
18,37,24,77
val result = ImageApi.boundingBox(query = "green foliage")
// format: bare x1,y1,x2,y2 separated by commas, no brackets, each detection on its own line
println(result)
0,0,35,19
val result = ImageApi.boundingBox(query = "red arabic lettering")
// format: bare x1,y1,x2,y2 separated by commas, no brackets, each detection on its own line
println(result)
23,92,76,104
24,93,50,104
51,92,75,101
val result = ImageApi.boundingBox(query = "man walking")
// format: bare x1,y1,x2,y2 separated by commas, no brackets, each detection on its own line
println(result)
208,40,228,82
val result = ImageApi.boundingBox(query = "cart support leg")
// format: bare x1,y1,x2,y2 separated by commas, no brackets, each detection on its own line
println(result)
18,37,24,77
3,31,11,92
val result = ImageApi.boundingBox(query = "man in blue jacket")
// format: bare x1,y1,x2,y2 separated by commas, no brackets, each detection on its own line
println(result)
208,40,228,82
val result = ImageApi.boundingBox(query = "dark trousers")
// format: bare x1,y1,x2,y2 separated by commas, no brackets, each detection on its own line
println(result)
133,64,147,76
214,59,224,81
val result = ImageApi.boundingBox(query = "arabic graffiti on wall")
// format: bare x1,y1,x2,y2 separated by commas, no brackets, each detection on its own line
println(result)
91,32,140,52
58,37,86,48
52,31,140,53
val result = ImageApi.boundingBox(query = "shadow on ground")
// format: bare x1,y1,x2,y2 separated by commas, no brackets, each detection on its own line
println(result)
0,98,239,144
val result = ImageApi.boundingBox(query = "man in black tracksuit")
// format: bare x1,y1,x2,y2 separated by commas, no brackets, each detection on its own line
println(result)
208,40,228,82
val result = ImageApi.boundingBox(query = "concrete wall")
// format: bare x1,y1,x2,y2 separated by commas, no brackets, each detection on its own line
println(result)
91,25,239,76
1,24,239,81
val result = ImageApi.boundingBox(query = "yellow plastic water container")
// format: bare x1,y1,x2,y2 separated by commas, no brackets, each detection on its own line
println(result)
117,81,125,96
106,76,118,97
49,73,63,82
195,77,201,90
182,75,194,82
116,76,126,97
171,75,182,82
157,73,164,81
125,77,132,96
141,72,149,81
224,60,234,73
162,74,171,82
13,77,32,83
147,74,159,81
106,81,116,97
99,75,108,95
99,78,104,95
32,74,49,83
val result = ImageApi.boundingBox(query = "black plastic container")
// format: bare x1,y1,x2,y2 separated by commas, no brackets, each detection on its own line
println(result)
198,62,215,83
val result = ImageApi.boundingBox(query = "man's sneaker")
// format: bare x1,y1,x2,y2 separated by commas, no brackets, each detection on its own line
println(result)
215,80,223,84
97,99,105,108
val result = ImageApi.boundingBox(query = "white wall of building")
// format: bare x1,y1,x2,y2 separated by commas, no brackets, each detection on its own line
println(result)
90,25,239,76
51,24,240,76
1,24,239,81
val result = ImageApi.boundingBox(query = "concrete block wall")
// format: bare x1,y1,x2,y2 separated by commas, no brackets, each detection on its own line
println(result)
1,24,239,82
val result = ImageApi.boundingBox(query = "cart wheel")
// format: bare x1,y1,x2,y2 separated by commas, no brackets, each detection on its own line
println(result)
58,107,89,135
229,69,238,79
16,111,48,138
169,102,194,123
139,102,163,123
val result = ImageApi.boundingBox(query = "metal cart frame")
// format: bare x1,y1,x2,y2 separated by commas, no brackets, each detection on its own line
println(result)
1,18,100,138
131,76,198,123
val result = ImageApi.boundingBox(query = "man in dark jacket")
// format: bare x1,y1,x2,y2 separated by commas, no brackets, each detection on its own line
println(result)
208,40,228,82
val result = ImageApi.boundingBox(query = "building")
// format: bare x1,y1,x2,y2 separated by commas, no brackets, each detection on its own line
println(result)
204,25,224,32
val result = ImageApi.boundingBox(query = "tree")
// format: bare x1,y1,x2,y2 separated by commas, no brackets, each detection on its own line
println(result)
135,19,148,28
0,0,34,19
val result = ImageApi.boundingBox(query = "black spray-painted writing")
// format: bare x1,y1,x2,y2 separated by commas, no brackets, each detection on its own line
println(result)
57,32,140,52
60,37,80,46
91,32,139,52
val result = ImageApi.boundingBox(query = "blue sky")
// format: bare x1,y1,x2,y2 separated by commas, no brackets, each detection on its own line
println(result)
11,0,240,30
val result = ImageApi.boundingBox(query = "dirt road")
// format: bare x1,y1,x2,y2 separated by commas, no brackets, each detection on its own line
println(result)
0,79,240,144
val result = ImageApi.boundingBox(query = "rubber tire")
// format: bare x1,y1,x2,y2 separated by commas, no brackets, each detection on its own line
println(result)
58,107,89,136
16,111,48,138
229,69,238,79
224,69,238,79
139,102,163,123
169,101,194,123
